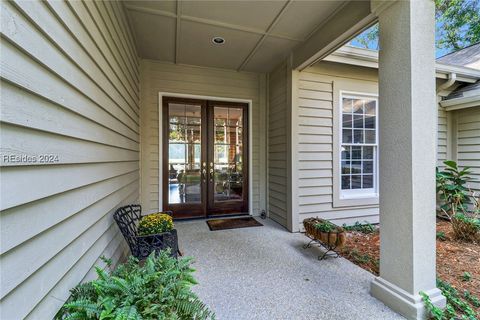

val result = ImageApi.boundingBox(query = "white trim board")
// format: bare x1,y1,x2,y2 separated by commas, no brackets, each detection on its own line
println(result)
158,92,254,215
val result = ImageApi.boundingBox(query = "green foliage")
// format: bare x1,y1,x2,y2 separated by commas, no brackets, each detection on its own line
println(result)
343,221,377,234
436,160,472,214
56,251,215,320
313,221,336,233
436,231,447,241
462,272,472,282
464,290,480,308
421,278,479,320
435,0,480,51
352,0,480,55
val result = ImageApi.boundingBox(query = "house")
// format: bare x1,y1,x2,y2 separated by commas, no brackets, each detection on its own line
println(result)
2,0,478,319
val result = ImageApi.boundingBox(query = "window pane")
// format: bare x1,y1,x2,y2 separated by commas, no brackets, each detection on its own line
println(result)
228,108,243,126
341,161,351,174
353,100,363,114
363,146,374,159
365,115,375,129
353,130,363,143
343,114,353,128
342,175,351,189
365,130,376,144
341,146,351,160
363,160,373,174
352,175,362,189
352,146,362,159
365,100,376,115
343,98,353,113
343,129,353,143
363,175,374,188
354,115,364,128
185,105,201,124
352,161,362,174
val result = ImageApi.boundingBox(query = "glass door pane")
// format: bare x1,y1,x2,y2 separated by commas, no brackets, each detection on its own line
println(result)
167,103,202,204
212,106,244,202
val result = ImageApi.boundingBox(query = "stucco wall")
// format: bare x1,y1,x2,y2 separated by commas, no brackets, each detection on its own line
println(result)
0,1,139,318
139,60,267,215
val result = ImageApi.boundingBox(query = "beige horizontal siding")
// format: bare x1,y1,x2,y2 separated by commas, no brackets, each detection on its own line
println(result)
437,103,448,167
294,63,377,228
0,1,139,318
291,62,453,228
456,108,480,192
267,63,289,227
140,60,266,215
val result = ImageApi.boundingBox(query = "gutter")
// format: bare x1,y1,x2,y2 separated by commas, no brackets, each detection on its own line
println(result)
437,72,456,94
323,46,480,83
440,95,480,111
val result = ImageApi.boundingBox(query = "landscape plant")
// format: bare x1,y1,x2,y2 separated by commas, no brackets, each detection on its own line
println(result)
138,212,174,236
436,160,479,242
313,220,336,233
421,278,479,320
56,250,215,320
436,160,472,214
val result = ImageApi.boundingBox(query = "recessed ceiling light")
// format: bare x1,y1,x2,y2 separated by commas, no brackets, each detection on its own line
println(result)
212,36,225,45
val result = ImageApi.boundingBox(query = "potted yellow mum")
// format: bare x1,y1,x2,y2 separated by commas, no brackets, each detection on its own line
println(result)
138,213,174,236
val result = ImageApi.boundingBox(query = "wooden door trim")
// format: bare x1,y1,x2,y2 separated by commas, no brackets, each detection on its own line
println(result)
162,97,207,218
207,100,249,215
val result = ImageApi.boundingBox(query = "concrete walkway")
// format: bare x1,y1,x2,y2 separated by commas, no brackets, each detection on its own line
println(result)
176,218,404,320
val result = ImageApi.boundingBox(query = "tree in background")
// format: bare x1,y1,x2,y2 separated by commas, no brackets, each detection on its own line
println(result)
351,0,480,55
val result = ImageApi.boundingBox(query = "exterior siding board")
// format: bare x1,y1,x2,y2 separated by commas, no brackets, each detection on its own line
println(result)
292,62,462,228
456,108,480,192
268,63,289,226
0,1,139,318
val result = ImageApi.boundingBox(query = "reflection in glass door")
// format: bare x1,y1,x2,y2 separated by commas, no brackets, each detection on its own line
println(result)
208,102,248,215
163,98,207,218
163,97,248,219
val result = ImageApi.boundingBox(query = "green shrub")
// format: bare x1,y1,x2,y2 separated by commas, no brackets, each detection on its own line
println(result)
436,160,472,214
462,271,472,282
314,221,336,232
436,231,446,241
343,221,377,234
56,250,215,320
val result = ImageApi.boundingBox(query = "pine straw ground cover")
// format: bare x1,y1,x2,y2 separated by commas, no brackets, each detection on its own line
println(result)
339,220,480,317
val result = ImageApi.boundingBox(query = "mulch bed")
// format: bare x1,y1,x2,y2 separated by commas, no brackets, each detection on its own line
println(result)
339,220,480,313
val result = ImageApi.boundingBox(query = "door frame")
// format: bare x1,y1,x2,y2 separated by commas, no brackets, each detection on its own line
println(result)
158,92,253,217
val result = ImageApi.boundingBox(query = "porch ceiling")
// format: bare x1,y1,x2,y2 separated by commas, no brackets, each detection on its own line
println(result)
123,0,349,72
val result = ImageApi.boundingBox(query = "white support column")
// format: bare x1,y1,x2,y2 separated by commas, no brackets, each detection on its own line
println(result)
370,1,446,319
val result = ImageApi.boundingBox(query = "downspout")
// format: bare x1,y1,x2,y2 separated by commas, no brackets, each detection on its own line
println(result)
437,72,457,94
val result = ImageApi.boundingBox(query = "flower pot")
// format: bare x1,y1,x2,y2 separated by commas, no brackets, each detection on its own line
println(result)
136,229,179,259
303,217,346,248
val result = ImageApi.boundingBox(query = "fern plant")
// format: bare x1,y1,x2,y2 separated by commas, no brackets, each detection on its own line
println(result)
56,250,215,320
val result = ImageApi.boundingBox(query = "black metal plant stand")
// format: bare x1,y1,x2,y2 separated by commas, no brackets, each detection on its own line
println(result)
303,233,340,260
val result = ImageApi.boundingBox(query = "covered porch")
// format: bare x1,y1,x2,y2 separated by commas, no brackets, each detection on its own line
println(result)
176,218,403,320
0,0,447,319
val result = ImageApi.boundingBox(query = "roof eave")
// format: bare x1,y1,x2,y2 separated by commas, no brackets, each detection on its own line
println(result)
323,46,480,83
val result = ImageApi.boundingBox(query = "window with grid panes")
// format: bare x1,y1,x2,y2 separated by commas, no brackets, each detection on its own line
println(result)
340,94,378,198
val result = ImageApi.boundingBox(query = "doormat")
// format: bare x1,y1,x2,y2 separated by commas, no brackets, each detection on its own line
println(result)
206,217,263,231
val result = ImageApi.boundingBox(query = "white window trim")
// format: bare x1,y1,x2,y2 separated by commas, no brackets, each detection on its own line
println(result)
333,85,379,208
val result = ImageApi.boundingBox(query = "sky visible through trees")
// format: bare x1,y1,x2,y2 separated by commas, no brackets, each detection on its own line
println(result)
349,0,480,58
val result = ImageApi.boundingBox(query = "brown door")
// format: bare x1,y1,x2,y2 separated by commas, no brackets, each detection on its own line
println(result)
163,97,248,219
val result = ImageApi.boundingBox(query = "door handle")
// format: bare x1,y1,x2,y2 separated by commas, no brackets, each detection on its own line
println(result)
202,169,207,180
209,168,214,182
